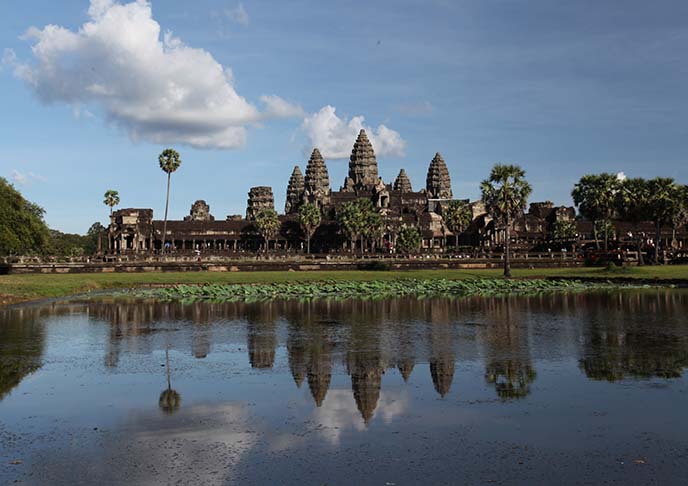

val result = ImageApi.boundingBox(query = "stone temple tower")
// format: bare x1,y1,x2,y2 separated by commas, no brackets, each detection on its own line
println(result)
426,153,453,199
393,169,412,192
304,148,331,208
246,186,275,220
285,165,305,214
342,129,380,192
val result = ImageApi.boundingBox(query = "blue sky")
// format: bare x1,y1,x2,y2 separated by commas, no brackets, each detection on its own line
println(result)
1,0,687,233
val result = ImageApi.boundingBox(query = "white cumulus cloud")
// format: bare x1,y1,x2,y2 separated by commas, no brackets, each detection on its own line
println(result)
9,0,299,149
301,105,407,159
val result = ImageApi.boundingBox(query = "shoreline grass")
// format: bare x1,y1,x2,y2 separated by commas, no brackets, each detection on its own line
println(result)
1,265,687,306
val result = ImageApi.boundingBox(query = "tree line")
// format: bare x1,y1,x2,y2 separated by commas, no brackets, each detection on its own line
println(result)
0,177,103,257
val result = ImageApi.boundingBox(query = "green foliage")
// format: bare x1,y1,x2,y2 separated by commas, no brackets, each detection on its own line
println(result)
396,225,422,254
443,200,472,247
46,221,105,256
551,220,577,241
158,148,182,174
647,177,682,228
298,203,321,253
443,200,472,234
0,177,50,256
103,189,120,214
254,208,281,248
480,164,532,226
137,278,619,302
572,173,620,222
616,178,651,225
336,198,379,249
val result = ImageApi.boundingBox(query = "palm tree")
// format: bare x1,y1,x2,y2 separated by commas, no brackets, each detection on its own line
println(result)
158,148,182,252
481,164,532,278
572,173,620,251
103,189,120,215
254,208,281,252
647,177,680,264
298,203,321,254
616,177,650,265
336,200,366,254
443,200,472,248
670,185,688,249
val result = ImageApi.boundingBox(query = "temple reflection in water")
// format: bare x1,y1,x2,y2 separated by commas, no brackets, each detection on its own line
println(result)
2,289,688,424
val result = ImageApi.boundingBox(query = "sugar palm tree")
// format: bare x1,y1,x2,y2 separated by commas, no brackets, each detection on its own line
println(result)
103,189,120,215
616,177,650,265
481,164,532,278
159,149,182,252
254,208,281,252
443,200,472,248
572,173,620,251
298,203,321,254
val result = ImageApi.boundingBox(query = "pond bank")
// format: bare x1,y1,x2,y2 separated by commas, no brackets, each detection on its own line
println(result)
1,266,687,307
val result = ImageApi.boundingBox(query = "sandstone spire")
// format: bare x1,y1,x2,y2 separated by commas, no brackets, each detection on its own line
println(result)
342,129,379,192
426,152,452,199
393,169,412,192
304,148,331,207
246,186,275,220
285,165,305,214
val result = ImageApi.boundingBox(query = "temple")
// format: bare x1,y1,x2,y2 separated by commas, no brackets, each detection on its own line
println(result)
105,129,596,255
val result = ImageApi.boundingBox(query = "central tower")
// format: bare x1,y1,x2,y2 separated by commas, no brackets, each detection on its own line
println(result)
341,129,380,192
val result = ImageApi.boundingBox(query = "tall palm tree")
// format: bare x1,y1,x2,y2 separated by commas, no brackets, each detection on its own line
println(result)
298,203,321,254
103,189,120,215
158,149,182,252
647,177,680,264
572,173,620,251
481,164,532,278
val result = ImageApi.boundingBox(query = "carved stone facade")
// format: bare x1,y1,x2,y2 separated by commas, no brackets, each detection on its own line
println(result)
285,166,305,215
246,186,275,221
304,148,331,208
184,200,214,222
341,129,380,193
105,128,590,255
426,153,453,199
393,169,412,192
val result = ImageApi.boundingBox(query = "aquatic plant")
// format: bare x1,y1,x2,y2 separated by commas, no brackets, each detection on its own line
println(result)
131,278,632,303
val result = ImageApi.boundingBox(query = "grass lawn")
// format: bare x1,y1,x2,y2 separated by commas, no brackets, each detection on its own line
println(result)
1,265,687,305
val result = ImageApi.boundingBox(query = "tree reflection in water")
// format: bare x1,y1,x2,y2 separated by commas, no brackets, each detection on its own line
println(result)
159,344,181,414
480,297,536,399
2,290,688,425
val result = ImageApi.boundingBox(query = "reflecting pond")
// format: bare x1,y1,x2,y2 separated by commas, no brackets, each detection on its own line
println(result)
1,290,688,485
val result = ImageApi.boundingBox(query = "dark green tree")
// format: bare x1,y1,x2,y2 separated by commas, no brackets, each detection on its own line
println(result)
396,225,422,254
0,178,50,256
254,208,281,252
572,173,620,251
480,164,532,278
616,177,651,265
336,199,367,254
647,177,681,264
298,203,321,254
443,200,472,247
158,148,182,251
551,220,577,242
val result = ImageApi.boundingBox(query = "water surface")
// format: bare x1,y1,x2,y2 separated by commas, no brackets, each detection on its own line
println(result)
1,290,687,485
